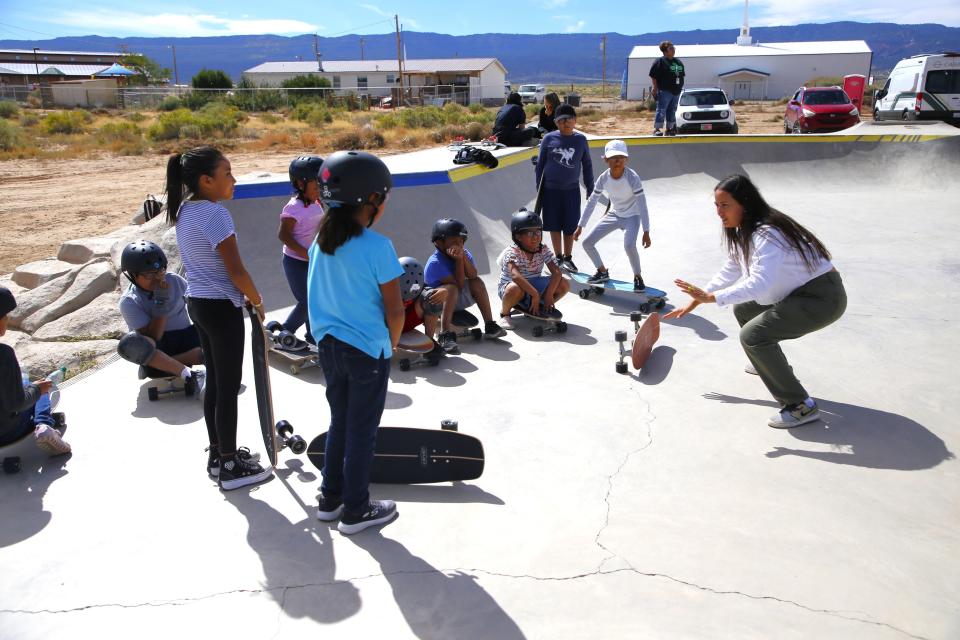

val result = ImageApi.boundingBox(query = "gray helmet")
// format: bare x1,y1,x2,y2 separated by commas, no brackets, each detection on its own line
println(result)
398,256,423,302
319,150,392,207
121,240,167,285
431,218,468,243
288,155,324,187
510,208,543,235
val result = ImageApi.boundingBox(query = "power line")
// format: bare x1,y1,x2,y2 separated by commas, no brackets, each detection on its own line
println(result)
0,21,60,38
323,18,394,39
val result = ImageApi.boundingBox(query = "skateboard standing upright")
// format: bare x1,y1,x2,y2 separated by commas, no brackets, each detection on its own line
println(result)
615,311,661,373
247,305,308,466
569,271,668,313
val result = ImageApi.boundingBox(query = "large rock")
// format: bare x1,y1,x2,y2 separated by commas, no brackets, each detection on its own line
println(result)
15,338,118,380
12,259,75,290
57,236,119,265
31,292,126,342
0,328,30,352
6,266,83,330
108,215,173,272
159,225,182,275
21,261,117,334
0,274,26,298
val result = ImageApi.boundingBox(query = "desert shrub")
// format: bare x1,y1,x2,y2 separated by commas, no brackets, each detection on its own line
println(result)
158,96,183,111
96,121,141,142
41,110,89,134
200,101,247,124
259,112,280,124
181,91,216,110
376,112,400,129
147,109,194,140
434,123,468,142
125,111,147,122
281,75,331,103
18,113,38,127
468,103,485,114
229,77,287,112
179,125,202,139
0,119,21,150
0,100,19,119
27,90,41,108
398,106,445,129
192,68,233,89
146,106,243,141
330,129,362,149
359,124,385,148
524,103,540,119
465,121,487,140
292,101,332,126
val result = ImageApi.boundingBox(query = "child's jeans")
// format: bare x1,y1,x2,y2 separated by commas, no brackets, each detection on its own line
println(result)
317,335,390,515
0,393,53,447
282,254,312,341
582,213,643,275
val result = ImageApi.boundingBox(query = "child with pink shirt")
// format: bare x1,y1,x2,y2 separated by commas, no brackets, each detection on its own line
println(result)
278,155,325,345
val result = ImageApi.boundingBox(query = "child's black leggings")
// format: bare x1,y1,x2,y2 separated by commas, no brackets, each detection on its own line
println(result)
187,297,244,456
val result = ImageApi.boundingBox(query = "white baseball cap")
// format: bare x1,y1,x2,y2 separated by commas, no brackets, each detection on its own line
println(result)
603,139,629,158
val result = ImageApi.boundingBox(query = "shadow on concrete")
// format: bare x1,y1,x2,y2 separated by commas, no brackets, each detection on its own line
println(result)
703,393,956,471
662,314,727,341
385,390,413,410
509,321,598,347
350,533,526,640
633,345,676,385
456,340,521,363
390,358,468,388
375,481,505,505
224,459,362,625
131,382,204,425
0,454,70,548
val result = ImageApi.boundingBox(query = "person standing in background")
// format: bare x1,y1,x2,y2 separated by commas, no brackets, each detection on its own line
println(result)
649,41,685,137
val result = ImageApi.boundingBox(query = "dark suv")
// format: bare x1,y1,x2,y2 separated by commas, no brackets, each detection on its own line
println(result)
783,87,860,134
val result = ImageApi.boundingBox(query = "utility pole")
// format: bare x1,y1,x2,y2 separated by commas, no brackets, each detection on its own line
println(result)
360,37,365,61
394,15,405,101
601,35,607,98
31,47,40,86
170,44,180,91
314,34,321,70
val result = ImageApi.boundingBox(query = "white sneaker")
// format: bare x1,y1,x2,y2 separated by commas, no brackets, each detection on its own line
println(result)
497,314,514,330
34,424,71,456
768,400,820,429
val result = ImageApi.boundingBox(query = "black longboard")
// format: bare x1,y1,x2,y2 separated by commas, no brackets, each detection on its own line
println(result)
306,426,484,484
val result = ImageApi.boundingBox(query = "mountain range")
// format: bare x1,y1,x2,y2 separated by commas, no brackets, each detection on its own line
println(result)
2,22,958,84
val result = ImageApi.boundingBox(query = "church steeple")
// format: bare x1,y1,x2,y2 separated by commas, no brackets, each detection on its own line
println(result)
736,0,753,45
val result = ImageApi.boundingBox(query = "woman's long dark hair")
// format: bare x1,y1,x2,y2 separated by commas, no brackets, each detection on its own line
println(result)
316,203,365,255
165,146,226,225
716,174,831,270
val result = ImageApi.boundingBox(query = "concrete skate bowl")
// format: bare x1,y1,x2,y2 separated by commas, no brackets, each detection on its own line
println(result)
224,122,960,314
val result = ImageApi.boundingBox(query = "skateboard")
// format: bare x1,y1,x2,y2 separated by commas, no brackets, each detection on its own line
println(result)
247,305,308,466
447,137,505,151
306,419,484,484
614,311,661,373
396,328,441,371
451,309,483,341
1,412,68,474
569,271,668,313
264,320,318,375
145,374,197,401
509,304,567,337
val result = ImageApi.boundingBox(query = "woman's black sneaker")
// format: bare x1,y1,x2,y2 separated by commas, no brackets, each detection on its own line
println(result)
484,320,507,339
634,275,646,291
587,269,610,284
218,452,273,490
317,494,344,521
338,500,398,535
207,446,260,478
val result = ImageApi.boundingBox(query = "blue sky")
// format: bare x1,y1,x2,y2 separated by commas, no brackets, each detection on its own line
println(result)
1,0,958,40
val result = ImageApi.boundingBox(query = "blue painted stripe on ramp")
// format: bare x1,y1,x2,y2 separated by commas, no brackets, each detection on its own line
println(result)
233,170,451,200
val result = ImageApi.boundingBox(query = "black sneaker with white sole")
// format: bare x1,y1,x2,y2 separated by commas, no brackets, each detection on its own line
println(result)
338,500,398,535
317,494,344,521
633,274,646,291
437,331,460,355
207,446,260,478
586,269,610,284
484,320,507,339
218,452,273,490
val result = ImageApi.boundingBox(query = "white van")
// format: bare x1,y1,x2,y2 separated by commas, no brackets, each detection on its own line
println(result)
874,53,960,124
518,84,546,104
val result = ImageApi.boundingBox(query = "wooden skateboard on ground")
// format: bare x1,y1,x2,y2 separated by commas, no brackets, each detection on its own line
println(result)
569,271,668,313
396,328,440,371
247,305,308,466
263,320,318,375
509,305,568,337
306,420,484,484
451,309,483,341
615,311,661,373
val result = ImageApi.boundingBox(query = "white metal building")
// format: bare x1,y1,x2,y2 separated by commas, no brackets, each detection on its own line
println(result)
242,58,507,105
627,40,872,101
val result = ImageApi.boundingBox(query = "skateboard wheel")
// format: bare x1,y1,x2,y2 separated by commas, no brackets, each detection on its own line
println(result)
629,311,643,323
428,354,442,366
276,420,293,437
470,328,482,341
532,325,544,338
279,331,299,349
594,287,605,296
615,330,628,342
578,290,589,300
557,322,568,333
399,359,411,372
147,386,159,402
288,435,307,455
265,320,283,333
3,457,21,474
616,362,628,374
184,377,196,397
656,299,666,310
440,419,459,432
290,365,300,375
640,303,652,313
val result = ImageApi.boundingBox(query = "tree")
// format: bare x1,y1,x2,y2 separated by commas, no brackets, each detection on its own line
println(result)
281,74,332,102
192,69,233,89
119,54,170,86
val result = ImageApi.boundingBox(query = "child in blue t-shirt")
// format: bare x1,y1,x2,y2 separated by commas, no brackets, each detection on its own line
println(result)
535,104,593,274
307,151,403,536
423,218,506,352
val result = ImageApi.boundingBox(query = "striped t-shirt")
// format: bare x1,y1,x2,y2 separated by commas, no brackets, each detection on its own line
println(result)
175,200,244,306
497,244,555,294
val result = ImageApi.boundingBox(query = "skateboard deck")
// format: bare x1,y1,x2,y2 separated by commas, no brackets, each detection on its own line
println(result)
569,271,668,312
263,321,318,375
451,309,483,340
632,312,661,369
396,329,440,371
306,425,484,484
509,305,567,337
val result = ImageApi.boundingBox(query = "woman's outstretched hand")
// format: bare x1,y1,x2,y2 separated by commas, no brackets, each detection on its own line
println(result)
663,279,713,319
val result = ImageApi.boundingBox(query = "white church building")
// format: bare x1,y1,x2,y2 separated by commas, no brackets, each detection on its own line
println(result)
626,2,872,100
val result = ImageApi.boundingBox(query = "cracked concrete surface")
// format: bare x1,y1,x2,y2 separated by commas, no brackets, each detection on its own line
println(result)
2,125,958,639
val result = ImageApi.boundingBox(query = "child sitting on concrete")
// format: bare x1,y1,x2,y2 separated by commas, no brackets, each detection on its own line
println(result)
496,210,569,330
424,218,506,351
0,286,71,455
399,256,448,350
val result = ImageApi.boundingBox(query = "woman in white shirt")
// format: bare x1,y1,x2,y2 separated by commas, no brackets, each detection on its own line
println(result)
666,174,846,428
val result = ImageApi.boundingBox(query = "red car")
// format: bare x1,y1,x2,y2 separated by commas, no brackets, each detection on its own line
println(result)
783,86,860,134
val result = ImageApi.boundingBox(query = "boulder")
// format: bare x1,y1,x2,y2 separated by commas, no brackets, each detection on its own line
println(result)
12,258,75,290
108,215,172,272
0,274,26,298
57,236,119,265
159,225,182,275
15,338,118,380
31,292,126,342
0,328,30,352
21,261,117,334
6,266,83,330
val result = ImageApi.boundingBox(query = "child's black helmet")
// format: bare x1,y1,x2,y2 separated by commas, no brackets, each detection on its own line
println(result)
121,240,167,284
510,208,543,234
319,151,392,207
288,155,324,187
431,218,468,243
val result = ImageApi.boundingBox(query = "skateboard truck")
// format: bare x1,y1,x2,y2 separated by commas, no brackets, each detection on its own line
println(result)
398,346,443,371
146,375,196,401
614,311,647,374
440,419,459,432
451,309,482,341
275,420,307,455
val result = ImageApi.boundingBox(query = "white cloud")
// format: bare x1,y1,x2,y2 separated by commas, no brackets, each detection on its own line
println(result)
51,11,319,36
361,4,420,29
538,0,570,7
564,20,586,33
668,0,960,26
667,0,741,14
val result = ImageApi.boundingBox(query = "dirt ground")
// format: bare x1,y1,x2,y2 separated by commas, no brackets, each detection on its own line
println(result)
0,102,833,276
